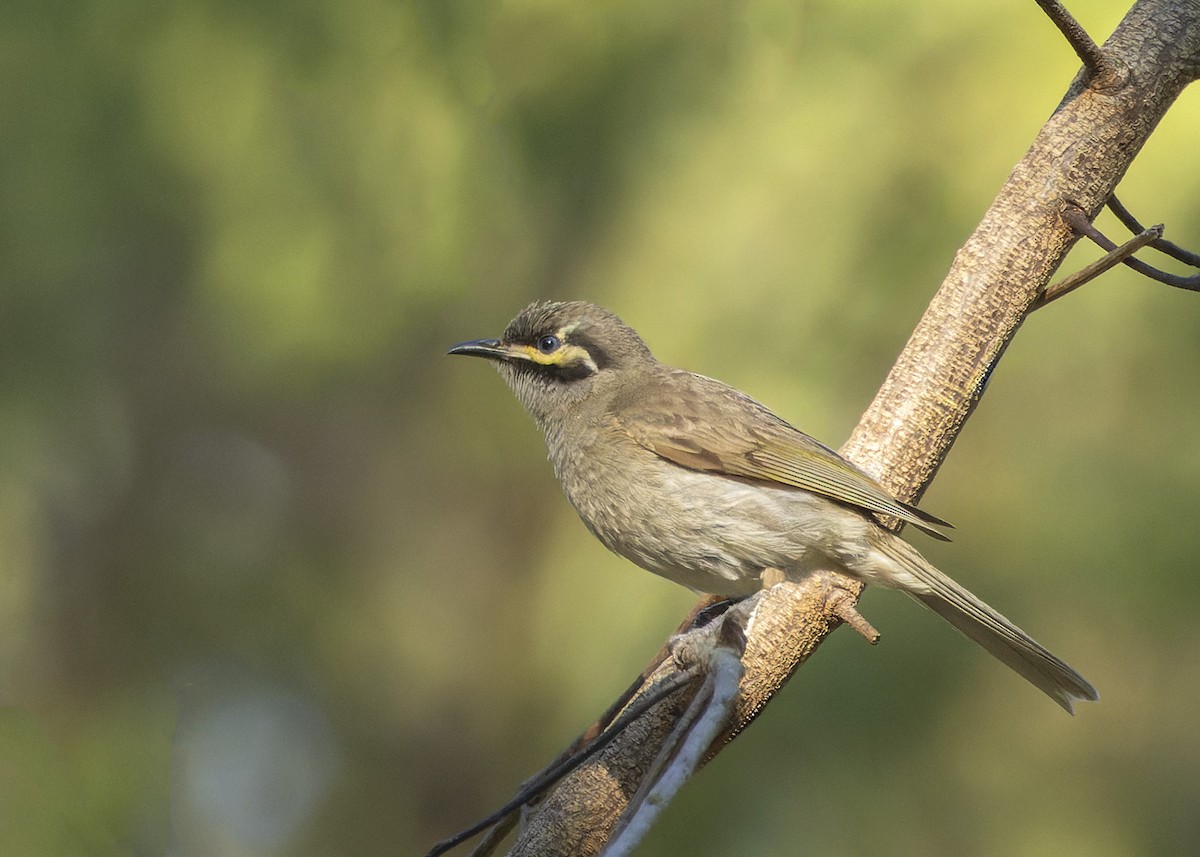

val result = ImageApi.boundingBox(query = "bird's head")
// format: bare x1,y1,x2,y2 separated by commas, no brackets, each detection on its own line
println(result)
448,300,653,426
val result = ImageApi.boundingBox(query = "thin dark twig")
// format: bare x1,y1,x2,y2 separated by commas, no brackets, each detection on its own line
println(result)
544,597,730,769
1033,0,1119,84
1035,219,1162,308
423,668,702,857
575,666,662,747
1108,194,1200,267
565,597,734,749
467,813,519,857
1065,205,1200,291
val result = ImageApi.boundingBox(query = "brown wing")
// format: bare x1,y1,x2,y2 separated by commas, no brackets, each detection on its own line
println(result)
611,369,951,540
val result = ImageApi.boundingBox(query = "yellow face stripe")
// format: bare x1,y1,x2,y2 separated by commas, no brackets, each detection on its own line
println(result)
514,342,594,369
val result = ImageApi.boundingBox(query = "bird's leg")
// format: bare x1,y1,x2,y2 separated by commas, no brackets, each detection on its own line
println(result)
827,587,880,644
667,591,758,670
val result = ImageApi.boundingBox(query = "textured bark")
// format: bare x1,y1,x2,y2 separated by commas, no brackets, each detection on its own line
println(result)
508,2,1200,854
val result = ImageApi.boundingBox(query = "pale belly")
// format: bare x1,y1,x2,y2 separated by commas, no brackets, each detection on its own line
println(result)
552,440,874,596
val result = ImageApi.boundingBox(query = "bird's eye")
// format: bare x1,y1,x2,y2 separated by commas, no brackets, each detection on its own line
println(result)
537,334,560,354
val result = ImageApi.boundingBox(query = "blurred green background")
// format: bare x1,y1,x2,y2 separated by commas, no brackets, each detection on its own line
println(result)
3,0,1199,854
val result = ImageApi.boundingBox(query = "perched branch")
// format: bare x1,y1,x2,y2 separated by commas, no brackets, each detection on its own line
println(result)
475,3,1200,854
846,0,1199,498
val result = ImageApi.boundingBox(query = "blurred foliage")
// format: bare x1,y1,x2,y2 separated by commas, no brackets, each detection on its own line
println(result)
2,0,1199,855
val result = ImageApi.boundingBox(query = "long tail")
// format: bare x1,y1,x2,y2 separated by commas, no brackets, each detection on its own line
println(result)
865,531,1098,714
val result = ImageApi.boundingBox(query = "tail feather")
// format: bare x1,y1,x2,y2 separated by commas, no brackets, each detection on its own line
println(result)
868,533,1098,714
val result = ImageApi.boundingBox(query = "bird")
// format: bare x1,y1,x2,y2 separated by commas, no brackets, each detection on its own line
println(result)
448,300,1097,713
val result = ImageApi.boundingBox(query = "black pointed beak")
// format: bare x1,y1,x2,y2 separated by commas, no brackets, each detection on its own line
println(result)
447,338,509,360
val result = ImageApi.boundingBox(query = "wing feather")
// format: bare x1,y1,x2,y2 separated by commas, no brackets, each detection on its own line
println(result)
611,370,951,540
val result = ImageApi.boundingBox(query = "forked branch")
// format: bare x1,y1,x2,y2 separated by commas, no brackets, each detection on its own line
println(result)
1108,195,1200,267
1035,0,1124,86
1065,205,1199,291
1034,208,1163,307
